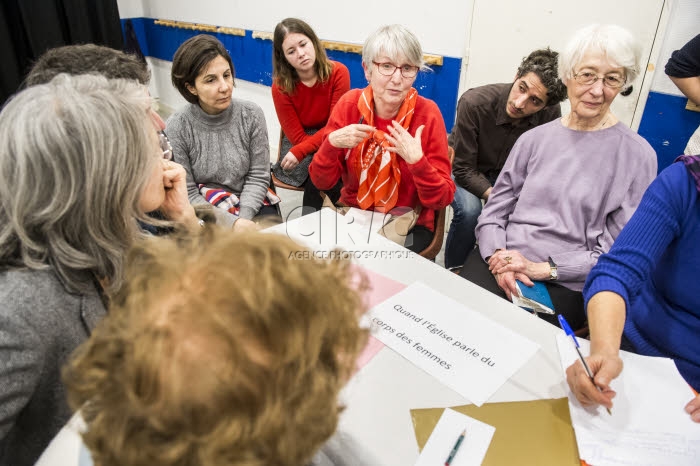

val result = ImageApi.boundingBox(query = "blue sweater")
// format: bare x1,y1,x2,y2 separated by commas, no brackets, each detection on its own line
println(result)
583,161,700,389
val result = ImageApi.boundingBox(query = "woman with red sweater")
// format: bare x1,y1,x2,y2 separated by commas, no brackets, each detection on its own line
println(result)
272,18,350,213
309,24,455,253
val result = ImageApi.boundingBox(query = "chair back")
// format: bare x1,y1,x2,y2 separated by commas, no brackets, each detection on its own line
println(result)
418,146,455,260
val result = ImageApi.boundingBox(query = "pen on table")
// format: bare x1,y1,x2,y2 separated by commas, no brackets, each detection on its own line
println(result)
558,314,612,415
444,428,466,466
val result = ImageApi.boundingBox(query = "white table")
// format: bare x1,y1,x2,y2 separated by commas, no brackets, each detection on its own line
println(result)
265,209,568,465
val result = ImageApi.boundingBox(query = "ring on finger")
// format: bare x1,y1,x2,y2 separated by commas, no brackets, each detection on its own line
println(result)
504,256,512,264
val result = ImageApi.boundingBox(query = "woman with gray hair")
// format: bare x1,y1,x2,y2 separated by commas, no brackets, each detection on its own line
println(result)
309,24,455,253
460,24,657,330
0,74,197,466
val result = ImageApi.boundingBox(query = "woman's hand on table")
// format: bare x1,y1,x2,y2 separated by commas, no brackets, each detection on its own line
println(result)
280,151,300,171
566,353,621,410
386,122,424,164
685,394,700,422
489,249,549,281
328,124,375,148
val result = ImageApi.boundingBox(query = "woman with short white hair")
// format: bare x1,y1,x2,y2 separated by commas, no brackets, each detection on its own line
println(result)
0,74,196,466
309,24,455,253
460,24,657,330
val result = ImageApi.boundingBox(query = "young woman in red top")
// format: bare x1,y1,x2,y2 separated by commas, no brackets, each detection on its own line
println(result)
272,18,350,213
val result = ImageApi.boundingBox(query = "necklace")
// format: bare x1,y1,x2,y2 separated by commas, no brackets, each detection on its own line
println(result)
565,113,611,131
596,116,610,130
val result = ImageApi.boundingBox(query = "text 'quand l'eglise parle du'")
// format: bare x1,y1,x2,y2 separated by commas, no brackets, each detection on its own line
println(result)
370,305,492,371
390,304,497,367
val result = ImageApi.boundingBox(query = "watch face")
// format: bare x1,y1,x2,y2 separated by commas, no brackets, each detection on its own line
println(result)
550,268,558,280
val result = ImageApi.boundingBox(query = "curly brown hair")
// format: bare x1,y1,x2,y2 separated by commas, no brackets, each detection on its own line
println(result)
516,48,567,106
63,227,369,466
273,18,333,95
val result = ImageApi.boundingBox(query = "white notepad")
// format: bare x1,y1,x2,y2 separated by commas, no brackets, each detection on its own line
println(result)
556,333,700,466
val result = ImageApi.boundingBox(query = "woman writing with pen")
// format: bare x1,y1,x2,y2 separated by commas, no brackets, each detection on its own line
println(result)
565,154,700,421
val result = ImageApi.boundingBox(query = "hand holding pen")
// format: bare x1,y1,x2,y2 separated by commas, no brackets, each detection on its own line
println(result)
559,315,620,414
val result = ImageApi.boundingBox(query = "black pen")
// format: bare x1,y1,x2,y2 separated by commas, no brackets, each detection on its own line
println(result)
444,428,466,466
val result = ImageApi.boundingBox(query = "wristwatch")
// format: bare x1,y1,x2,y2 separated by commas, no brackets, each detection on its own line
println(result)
548,257,558,281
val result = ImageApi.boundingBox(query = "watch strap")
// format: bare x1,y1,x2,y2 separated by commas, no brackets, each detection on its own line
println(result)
547,256,558,280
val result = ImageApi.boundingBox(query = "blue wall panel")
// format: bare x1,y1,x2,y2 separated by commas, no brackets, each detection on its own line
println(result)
124,17,699,170
638,91,700,172
122,18,460,132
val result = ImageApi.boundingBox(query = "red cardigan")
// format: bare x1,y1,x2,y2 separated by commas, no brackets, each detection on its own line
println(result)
271,61,350,161
309,89,455,231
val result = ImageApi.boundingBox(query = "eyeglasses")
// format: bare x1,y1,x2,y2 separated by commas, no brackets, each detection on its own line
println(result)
158,131,173,161
372,61,419,78
573,71,626,89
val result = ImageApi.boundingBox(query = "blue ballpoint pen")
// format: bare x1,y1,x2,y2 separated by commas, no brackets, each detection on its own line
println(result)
558,314,612,415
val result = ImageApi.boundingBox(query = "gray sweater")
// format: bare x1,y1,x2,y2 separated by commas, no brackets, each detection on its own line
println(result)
0,268,106,466
166,99,271,225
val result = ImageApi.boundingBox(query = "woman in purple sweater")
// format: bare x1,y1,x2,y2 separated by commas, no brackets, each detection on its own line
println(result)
459,24,657,330
566,155,700,420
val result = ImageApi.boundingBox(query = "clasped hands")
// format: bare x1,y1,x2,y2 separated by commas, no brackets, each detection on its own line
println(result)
328,121,426,164
487,249,550,299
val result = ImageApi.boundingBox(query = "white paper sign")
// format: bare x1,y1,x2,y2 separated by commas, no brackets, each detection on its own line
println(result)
415,408,495,466
365,282,539,406
556,333,700,466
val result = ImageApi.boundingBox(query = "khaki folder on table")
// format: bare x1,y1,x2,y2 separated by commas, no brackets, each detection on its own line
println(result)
410,398,580,466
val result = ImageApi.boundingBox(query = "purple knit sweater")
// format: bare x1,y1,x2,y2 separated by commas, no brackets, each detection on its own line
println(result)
476,119,657,291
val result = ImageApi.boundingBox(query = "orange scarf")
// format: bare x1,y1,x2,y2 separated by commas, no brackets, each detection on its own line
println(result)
354,86,418,212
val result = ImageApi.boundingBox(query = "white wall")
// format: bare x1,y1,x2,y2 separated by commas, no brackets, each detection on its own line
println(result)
649,0,700,97
463,0,667,129
115,0,143,18
126,0,475,160
120,0,695,156
137,0,472,58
